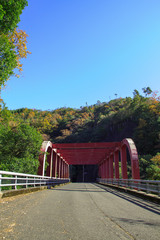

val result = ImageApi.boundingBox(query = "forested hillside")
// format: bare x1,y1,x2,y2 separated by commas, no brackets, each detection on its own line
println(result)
8,89,160,154
0,88,160,179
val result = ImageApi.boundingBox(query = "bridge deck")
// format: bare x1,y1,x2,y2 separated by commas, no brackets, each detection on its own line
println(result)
0,183,160,240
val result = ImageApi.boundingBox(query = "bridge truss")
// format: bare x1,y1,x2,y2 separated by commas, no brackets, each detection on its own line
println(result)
38,138,140,180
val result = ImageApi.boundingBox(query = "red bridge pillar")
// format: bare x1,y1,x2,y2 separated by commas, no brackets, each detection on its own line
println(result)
99,164,102,178
52,150,57,178
106,158,109,178
109,154,114,179
46,147,53,177
38,141,53,176
56,154,60,178
98,138,140,180
121,138,140,179
120,145,128,179
114,150,119,179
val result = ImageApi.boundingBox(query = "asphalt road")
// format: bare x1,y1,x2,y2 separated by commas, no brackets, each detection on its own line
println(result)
0,183,160,240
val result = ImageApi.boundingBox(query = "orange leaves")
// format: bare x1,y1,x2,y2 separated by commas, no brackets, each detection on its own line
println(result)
151,153,160,167
9,28,31,77
27,111,35,119
148,92,160,115
61,129,72,137
149,104,159,115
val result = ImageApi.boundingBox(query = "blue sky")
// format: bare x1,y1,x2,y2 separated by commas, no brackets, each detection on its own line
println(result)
2,0,160,110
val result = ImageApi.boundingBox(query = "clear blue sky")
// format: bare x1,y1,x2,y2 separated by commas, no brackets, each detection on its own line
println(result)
2,0,160,110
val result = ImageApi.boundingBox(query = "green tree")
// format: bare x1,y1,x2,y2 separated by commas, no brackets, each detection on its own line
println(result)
0,123,42,174
142,87,152,97
0,0,28,88
0,34,17,87
139,154,160,180
0,0,28,33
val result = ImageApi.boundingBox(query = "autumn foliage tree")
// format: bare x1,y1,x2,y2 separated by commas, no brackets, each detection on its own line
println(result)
10,28,31,77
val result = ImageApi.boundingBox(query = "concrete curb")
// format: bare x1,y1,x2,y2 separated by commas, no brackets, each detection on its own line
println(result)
97,182,160,204
0,182,70,199
0,186,48,199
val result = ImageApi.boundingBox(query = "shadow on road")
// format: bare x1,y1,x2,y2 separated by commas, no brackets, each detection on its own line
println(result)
113,217,160,227
50,182,160,216
94,183,160,216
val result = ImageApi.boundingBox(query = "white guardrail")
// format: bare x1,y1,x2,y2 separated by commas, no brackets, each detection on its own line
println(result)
0,170,70,192
97,178,160,196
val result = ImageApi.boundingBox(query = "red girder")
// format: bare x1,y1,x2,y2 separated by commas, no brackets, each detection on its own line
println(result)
53,142,120,149
38,139,140,180
52,142,121,165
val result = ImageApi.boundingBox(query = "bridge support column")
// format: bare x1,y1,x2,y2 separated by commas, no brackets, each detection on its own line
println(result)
59,157,62,179
64,163,66,178
114,150,119,179
103,161,106,178
60,159,63,178
50,149,53,177
106,158,109,178
120,145,128,179
101,163,103,178
109,155,114,179
65,162,69,178
102,162,105,178
98,164,100,178
104,160,107,178
46,147,53,177
63,162,66,178
57,154,60,178
52,150,57,178
99,164,102,178
64,162,66,178
100,164,102,178
121,138,140,179
38,153,44,176
67,164,69,178
62,160,64,178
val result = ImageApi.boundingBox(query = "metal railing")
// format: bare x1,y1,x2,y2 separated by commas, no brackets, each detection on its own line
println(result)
0,170,70,192
97,178,160,196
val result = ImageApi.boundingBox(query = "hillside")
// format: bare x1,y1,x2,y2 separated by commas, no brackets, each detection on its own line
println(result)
0,88,160,179
9,89,160,155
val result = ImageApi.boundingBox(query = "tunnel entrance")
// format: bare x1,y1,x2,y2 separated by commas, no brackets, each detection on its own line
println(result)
70,165,98,182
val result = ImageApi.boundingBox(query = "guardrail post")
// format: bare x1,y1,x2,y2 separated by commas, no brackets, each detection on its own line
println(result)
15,175,17,190
158,182,160,197
146,182,149,194
40,177,42,186
34,177,36,187
0,174,2,192
26,177,28,188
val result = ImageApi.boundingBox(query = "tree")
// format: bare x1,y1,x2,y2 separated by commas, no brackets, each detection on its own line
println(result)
0,34,17,87
139,154,160,180
10,28,31,77
0,0,29,88
0,122,42,174
133,89,140,98
142,87,152,97
151,153,160,167
0,0,28,33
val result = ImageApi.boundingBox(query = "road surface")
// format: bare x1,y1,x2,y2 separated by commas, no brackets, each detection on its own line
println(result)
0,183,160,240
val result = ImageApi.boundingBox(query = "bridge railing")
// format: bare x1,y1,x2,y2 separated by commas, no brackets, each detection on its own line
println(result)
97,178,160,196
0,170,70,192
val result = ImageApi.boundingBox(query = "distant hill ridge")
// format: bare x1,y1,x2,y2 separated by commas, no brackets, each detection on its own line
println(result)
10,89,160,156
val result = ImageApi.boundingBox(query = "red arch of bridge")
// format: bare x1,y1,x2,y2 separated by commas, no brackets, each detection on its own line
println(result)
38,138,140,180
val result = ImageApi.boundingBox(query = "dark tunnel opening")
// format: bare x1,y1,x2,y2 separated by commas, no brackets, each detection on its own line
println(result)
69,165,98,182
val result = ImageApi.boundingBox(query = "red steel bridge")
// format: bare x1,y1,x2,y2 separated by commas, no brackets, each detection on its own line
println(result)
38,138,140,181
1,139,160,240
